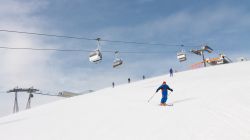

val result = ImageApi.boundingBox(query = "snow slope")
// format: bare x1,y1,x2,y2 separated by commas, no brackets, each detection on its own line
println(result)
0,61,250,140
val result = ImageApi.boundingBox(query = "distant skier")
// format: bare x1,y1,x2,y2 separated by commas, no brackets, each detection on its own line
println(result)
142,75,145,80
169,68,173,77
112,82,115,88
156,81,173,106
128,78,131,83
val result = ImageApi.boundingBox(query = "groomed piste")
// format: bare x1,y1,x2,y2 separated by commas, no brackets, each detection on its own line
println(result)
0,61,250,140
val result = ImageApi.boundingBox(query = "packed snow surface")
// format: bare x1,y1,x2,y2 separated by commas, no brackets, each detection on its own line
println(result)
0,61,250,140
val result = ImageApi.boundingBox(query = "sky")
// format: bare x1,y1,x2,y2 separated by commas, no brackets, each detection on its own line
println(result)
0,0,250,94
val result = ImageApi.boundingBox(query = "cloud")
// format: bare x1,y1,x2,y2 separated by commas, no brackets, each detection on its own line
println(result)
0,0,64,92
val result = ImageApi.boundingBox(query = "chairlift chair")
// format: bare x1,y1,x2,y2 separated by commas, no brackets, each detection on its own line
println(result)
89,38,102,63
89,49,102,63
177,51,187,62
112,51,123,68
113,58,123,68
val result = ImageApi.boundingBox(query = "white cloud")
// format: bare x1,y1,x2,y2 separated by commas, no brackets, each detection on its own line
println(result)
0,0,64,92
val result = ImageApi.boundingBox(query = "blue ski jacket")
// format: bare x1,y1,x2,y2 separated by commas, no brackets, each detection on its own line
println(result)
156,84,173,96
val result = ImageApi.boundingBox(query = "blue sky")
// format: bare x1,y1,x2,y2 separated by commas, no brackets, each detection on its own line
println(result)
0,0,249,93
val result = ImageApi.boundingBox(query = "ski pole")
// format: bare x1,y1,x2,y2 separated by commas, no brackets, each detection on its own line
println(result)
148,92,157,103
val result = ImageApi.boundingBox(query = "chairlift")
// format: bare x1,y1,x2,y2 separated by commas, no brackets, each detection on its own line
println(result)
113,51,123,68
113,58,123,68
89,38,102,63
177,50,187,62
89,49,102,63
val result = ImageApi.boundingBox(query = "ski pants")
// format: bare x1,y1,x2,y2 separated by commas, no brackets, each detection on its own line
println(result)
161,94,168,103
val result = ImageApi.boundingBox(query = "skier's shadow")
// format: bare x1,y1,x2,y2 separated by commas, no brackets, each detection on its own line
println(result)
170,97,196,104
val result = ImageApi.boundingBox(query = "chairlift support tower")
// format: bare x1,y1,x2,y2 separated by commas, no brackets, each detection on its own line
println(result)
191,45,213,67
7,87,39,113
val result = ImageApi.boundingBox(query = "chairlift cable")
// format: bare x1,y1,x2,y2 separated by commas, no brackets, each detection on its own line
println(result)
0,29,199,47
0,29,95,41
100,38,183,46
0,46,176,54
35,93,59,96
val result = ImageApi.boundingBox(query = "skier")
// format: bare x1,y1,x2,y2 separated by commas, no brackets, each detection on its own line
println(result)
142,75,145,80
112,82,115,88
128,78,131,83
169,68,173,77
156,81,173,106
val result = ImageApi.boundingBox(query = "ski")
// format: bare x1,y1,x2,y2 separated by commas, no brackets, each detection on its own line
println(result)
159,103,173,106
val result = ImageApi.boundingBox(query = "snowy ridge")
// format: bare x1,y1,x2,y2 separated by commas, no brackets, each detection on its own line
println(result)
0,61,250,140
